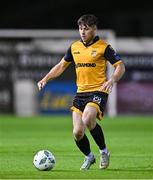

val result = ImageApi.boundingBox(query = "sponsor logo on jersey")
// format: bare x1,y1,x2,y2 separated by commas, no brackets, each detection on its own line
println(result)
75,63,96,68
73,51,80,54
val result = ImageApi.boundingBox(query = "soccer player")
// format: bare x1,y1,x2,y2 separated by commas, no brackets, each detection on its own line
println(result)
37,14,125,170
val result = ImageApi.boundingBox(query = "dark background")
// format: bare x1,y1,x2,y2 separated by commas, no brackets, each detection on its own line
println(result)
0,0,152,37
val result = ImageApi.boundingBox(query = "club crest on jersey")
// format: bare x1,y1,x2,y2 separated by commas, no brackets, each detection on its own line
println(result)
91,50,97,57
93,95,101,104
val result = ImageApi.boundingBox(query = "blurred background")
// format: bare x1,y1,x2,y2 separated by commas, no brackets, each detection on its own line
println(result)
0,0,153,117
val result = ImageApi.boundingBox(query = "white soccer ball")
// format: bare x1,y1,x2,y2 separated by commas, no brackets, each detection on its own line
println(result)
33,150,56,171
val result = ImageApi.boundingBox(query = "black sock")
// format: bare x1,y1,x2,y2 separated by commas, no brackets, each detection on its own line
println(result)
75,134,91,156
90,123,106,150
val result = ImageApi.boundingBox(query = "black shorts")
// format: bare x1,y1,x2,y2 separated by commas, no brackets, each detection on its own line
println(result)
71,91,108,120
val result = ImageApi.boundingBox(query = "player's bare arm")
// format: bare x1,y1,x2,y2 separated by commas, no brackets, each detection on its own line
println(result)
100,61,125,93
37,58,71,90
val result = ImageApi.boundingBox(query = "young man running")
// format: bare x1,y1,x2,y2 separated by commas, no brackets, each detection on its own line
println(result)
37,14,125,170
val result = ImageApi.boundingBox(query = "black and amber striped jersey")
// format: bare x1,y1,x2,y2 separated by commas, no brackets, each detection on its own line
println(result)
64,36,122,93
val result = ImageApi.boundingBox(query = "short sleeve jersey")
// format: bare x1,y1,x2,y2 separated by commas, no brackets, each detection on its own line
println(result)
64,36,121,93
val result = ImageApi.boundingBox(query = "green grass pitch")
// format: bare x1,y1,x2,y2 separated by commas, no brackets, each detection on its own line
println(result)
0,115,153,179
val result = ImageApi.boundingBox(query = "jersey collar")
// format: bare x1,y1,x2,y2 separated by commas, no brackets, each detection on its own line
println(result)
81,36,100,47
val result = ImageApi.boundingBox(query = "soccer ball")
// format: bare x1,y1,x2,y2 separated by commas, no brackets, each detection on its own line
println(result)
33,150,56,171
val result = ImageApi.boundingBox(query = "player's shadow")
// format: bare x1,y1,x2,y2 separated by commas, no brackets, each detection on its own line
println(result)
107,166,153,172
53,166,153,173
53,169,80,172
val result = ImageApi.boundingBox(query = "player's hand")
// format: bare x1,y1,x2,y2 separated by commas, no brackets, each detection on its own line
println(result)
99,78,114,93
37,80,46,90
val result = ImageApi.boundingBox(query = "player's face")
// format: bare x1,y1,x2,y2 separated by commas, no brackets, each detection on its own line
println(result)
79,24,97,44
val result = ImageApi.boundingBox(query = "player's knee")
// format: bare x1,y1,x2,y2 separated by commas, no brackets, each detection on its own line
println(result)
82,116,96,130
73,128,84,141
82,111,96,130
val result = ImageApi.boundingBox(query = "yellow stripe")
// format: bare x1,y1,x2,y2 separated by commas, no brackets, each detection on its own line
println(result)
71,106,83,115
86,102,103,120
112,60,122,67
87,102,100,111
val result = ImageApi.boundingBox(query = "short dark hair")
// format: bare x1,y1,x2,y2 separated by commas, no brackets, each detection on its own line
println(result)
77,14,98,27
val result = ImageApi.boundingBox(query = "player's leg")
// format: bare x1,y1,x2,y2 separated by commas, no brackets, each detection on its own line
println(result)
72,111,95,170
82,104,110,169
72,110,89,154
